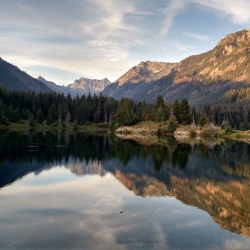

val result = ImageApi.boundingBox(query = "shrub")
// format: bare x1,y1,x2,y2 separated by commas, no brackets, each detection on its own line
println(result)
166,120,176,133
200,128,213,138
225,125,233,135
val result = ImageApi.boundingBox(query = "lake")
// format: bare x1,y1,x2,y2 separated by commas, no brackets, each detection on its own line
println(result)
1,130,250,249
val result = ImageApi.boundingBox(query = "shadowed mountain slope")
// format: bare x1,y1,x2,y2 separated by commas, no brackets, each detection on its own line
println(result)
0,57,51,93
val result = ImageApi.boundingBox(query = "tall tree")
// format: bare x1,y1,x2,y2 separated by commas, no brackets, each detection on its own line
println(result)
153,95,166,121
179,98,191,125
114,99,136,126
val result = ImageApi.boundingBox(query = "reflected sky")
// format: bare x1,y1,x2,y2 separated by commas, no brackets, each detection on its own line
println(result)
1,131,250,249
1,165,250,249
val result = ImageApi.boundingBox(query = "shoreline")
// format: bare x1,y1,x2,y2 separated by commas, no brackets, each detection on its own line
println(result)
2,121,250,144
115,121,250,145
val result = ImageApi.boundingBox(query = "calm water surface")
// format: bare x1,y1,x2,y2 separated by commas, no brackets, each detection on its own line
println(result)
1,130,250,249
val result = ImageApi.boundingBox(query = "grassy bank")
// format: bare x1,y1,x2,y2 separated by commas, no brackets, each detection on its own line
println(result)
116,121,225,138
0,122,110,134
225,130,250,143
115,121,250,145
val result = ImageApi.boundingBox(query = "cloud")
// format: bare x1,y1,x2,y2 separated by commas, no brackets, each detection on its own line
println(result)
82,0,148,62
176,219,204,229
0,0,156,83
178,45,196,51
223,239,250,249
133,11,153,16
160,0,250,37
184,32,210,41
1,0,250,85
192,0,250,24
161,0,186,36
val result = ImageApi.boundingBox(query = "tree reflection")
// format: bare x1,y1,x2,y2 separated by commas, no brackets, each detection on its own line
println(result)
2,131,250,236
172,144,191,169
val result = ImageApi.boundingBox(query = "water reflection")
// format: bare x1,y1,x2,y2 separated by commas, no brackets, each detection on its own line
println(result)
1,130,250,244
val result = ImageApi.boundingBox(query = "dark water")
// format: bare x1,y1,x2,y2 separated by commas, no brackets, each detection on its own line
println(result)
1,130,250,249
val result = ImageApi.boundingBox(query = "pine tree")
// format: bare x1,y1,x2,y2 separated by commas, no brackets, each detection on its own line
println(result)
179,98,191,124
153,95,166,121
155,106,166,122
36,108,44,124
173,99,180,123
47,107,54,125
114,99,136,126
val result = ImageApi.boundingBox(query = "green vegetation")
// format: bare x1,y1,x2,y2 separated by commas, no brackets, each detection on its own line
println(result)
114,98,137,126
1,87,250,141
0,88,192,132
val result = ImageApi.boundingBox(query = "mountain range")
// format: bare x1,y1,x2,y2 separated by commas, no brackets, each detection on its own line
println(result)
37,76,111,97
0,57,111,96
1,28,250,106
103,28,250,106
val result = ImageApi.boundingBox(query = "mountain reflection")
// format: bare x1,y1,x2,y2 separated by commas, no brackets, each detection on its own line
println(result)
1,130,250,236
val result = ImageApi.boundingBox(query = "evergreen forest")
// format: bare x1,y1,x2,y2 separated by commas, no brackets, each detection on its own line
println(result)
1,86,250,130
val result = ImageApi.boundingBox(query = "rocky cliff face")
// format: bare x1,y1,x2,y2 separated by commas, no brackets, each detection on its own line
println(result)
38,76,112,97
102,61,177,99
103,28,250,106
115,61,177,86
173,29,250,85
68,77,111,94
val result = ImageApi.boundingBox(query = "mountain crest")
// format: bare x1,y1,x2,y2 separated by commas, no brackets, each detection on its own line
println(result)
102,28,250,106
68,77,111,94
115,61,177,86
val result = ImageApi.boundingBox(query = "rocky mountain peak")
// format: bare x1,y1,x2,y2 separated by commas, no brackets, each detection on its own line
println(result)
218,29,250,46
68,77,111,94
37,75,45,81
216,29,250,56
115,61,177,86
174,28,250,86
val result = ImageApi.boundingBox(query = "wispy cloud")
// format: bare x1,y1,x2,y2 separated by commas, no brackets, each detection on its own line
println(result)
192,0,250,24
134,11,153,16
178,45,196,51
224,239,250,249
176,219,204,229
83,0,139,62
1,0,250,85
161,0,186,36
183,32,210,41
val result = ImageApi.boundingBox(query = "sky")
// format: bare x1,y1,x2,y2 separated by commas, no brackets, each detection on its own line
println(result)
1,0,250,86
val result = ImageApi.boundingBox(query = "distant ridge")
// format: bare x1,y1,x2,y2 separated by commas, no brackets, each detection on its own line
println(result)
68,77,112,94
38,76,112,96
37,76,70,96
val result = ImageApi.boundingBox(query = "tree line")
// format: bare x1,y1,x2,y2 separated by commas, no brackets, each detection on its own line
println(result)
1,86,250,130
0,87,192,127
